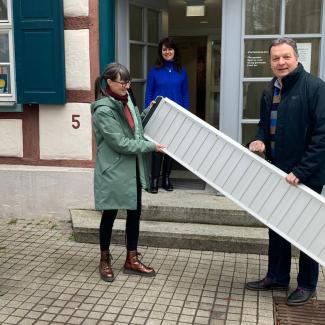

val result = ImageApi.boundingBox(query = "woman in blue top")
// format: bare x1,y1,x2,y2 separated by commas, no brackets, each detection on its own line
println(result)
145,37,190,193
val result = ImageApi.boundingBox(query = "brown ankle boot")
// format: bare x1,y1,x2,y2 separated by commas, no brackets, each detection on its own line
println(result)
99,250,114,282
123,251,156,277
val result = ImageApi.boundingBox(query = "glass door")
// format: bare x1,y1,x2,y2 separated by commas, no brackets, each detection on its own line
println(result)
206,36,221,129
241,0,323,145
129,3,161,110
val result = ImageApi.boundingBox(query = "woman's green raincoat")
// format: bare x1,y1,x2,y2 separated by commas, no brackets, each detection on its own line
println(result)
91,95,156,210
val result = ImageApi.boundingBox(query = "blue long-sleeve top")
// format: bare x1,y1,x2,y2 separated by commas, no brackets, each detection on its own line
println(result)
144,61,190,110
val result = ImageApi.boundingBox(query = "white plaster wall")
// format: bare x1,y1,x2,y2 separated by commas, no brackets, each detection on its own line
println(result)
65,30,91,90
64,0,89,17
0,165,94,220
39,103,92,160
0,120,23,157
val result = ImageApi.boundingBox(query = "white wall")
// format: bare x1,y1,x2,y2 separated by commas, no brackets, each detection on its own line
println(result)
65,30,91,90
39,103,92,160
0,165,94,220
0,120,23,157
64,0,89,17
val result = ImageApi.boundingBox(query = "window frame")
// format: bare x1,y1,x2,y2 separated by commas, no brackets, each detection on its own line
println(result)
239,0,325,143
128,2,161,103
0,0,16,106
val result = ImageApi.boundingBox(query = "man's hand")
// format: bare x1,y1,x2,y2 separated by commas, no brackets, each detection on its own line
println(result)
155,143,165,152
286,172,300,186
249,140,265,153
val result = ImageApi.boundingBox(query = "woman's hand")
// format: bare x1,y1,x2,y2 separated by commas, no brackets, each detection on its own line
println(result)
155,143,165,152
149,100,156,109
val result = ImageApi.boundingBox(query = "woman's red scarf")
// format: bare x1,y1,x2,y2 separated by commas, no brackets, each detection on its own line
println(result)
106,86,135,132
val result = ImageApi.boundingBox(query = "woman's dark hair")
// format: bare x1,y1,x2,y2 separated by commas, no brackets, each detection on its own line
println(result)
94,62,131,100
155,37,182,72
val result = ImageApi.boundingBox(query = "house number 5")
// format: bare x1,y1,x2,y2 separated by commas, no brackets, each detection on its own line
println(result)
72,114,80,129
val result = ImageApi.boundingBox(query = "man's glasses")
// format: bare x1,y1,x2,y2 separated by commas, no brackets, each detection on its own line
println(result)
112,80,131,87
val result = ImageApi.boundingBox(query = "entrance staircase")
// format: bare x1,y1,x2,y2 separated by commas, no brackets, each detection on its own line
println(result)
71,188,270,254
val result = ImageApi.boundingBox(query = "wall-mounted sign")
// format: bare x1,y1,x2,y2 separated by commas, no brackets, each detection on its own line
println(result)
246,50,268,68
297,43,311,73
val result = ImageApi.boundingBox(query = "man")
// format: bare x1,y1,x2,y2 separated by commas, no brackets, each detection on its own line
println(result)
246,37,325,306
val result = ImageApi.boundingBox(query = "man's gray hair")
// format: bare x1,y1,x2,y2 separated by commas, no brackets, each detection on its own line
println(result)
268,37,299,58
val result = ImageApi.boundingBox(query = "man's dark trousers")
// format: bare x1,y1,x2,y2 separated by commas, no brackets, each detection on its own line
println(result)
266,184,323,290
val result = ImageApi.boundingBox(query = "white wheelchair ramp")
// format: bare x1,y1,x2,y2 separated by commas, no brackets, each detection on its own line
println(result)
143,97,325,267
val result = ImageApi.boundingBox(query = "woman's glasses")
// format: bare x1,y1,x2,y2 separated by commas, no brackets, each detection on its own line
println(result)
112,80,131,88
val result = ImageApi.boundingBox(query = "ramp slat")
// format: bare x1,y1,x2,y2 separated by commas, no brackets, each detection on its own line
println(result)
250,173,279,213
231,162,261,200
183,128,208,164
198,139,226,176
289,201,321,241
215,150,243,188
168,118,193,153
223,155,253,194
258,181,290,221
241,168,271,208
176,123,201,159
162,113,186,147
143,97,325,266
191,133,217,171
269,186,300,227
300,206,325,249
208,145,234,182
277,193,311,233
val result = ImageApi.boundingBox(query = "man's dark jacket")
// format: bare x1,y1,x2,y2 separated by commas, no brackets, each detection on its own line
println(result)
255,63,325,186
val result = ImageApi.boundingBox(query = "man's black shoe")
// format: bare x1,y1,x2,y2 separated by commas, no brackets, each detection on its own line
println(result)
246,277,288,291
287,287,316,306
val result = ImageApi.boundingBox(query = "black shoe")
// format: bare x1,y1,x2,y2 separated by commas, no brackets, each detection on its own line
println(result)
149,178,158,194
162,176,173,191
246,277,288,291
287,287,316,306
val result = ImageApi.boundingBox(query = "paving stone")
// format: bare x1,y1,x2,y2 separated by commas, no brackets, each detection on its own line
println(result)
146,319,163,325
0,218,324,324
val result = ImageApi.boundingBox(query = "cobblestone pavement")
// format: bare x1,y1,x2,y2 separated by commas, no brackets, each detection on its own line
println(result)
0,218,324,325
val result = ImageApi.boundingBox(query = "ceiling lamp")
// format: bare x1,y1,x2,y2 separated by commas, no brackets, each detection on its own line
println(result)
186,5,205,16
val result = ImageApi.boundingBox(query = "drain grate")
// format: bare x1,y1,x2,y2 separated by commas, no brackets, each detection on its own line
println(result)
274,296,325,325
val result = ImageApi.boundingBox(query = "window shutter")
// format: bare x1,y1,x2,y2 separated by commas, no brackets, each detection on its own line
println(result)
13,0,66,104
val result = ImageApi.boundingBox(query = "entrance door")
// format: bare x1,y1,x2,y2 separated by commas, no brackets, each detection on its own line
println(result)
117,0,222,189
168,0,222,128
120,0,222,126
165,1,222,188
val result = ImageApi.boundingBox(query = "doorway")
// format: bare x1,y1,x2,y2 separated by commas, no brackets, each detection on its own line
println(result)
122,0,222,189
168,0,222,128
168,1,222,188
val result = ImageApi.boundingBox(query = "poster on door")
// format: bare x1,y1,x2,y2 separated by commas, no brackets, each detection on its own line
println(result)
297,43,311,73
0,74,7,93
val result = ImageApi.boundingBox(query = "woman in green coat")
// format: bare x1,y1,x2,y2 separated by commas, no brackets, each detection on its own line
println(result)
92,63,164,282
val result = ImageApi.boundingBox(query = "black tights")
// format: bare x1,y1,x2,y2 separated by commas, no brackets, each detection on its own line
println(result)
99,173,142,252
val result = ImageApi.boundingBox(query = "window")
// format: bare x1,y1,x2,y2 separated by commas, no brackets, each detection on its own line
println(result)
0,0,16,105
129,4,160,110
241,0,323,143
0,0,66,109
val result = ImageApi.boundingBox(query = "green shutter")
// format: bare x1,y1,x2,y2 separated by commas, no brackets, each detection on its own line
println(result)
99,0,115,73
13,0,66,104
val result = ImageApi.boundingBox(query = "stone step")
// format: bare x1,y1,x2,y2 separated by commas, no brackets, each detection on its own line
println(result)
140,189,263,226
71,209,269,254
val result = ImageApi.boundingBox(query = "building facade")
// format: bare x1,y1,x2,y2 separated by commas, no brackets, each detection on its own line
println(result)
0,0,324,218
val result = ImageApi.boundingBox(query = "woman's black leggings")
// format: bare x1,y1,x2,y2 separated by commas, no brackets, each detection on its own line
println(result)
99,172,142,252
